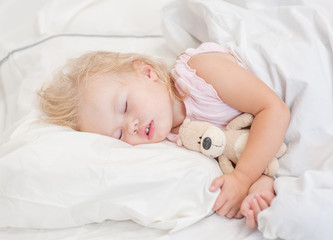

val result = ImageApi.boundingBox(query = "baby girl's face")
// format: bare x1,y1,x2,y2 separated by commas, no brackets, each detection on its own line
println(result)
78,66,175,145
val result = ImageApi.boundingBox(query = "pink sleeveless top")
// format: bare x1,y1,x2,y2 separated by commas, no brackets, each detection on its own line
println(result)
167,42,249,142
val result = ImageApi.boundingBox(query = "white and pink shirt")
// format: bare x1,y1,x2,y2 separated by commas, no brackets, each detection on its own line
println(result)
167,42,249,142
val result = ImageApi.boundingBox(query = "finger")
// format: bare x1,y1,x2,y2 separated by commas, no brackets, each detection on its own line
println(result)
255,195,269,210
226,206,239,219
259,192,275,205
240,198,251,216
235,210,244,219
213,192,227,211
245,210,257,228
215,200,230,216
250,198,261,221
209,176,225,192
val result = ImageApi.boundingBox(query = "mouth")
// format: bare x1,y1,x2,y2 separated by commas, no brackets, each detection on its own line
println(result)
145,120,155,140
145,123,151,135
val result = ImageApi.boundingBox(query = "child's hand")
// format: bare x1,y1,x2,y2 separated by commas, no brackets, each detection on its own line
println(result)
210,170,251,218
240,191,275,228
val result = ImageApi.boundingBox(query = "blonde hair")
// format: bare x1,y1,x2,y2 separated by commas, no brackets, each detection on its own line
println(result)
38,51,182,130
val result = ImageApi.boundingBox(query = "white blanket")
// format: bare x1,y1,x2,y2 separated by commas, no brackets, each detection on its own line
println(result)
162,0,333,239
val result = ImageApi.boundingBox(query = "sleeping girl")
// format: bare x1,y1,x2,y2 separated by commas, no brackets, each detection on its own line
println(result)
38,42,290,228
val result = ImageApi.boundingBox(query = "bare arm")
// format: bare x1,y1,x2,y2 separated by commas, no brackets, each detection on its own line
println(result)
188,52,290,184
188,52,290,217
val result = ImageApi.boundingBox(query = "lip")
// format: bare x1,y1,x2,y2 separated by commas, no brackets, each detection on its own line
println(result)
148,120,155,140
140,120,155,140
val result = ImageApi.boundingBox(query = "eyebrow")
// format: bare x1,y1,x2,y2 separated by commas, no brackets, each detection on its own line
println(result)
114,91,124,114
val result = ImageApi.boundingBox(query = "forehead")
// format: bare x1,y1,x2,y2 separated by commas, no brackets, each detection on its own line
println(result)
77,75,123,129
82,76,115,98
88,71,137,86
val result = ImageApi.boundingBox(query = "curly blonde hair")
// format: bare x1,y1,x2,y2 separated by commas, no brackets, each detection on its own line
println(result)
38,51,182,130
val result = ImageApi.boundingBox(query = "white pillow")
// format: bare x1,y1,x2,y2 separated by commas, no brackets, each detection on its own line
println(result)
38,0,175,35
0,36,221,231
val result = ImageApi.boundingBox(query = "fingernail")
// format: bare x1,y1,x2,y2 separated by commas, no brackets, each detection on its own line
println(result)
209,186,215,191
260,192,265,197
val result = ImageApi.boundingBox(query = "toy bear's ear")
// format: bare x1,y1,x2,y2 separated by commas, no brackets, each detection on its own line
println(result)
182,118,191,126
226,113,254,130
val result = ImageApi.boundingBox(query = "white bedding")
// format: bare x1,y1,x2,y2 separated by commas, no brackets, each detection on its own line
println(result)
162,0,333,239
1,0,333,240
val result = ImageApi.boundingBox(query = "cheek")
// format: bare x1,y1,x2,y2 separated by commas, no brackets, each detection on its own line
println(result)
156,93,172,111
124,138,137,146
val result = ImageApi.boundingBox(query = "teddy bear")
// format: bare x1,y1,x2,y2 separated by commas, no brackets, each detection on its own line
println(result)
176,113,287,176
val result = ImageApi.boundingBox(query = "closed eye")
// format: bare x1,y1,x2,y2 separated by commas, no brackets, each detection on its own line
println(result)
114,128,122,140
118,130,123,140
124,101,128,113
119,101,127,139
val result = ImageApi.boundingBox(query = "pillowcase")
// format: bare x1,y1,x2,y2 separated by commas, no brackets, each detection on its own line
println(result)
38,0,174,35
0,34,221,232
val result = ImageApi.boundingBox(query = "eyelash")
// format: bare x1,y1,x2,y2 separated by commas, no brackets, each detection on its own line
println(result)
124,101,128,113
119,101,128,140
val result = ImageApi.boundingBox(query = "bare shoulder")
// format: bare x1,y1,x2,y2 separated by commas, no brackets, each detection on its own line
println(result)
187,52,238,71
186,51,251,90
185,51,283,115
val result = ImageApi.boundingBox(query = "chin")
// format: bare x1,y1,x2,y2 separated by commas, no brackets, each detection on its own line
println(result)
150,138,164,144
152,134,168,144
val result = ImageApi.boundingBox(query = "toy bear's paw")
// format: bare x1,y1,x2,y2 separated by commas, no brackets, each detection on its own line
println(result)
176,138,183,146
276,142,287,158
264,158,279,176
218,155,235,174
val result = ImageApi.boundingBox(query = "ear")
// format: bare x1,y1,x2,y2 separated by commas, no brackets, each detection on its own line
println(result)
134,61,158,82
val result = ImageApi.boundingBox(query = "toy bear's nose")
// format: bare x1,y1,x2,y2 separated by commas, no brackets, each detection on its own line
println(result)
202,137,212,150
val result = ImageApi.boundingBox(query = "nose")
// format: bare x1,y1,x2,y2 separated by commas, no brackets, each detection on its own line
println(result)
202,137,212,150
126,118,139,135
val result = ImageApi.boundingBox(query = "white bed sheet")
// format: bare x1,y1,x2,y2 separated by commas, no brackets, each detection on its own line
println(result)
0,215,265,240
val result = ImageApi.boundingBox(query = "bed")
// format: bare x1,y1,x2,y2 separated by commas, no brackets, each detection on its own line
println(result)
1,0,333,239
